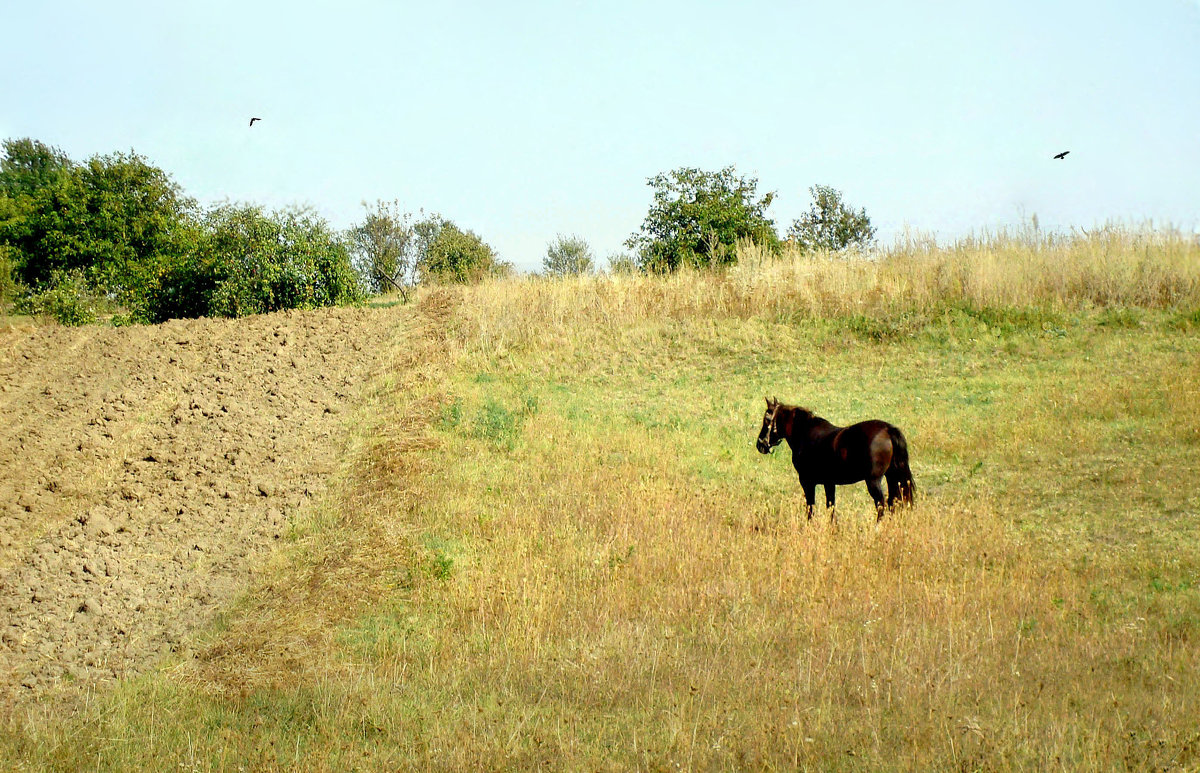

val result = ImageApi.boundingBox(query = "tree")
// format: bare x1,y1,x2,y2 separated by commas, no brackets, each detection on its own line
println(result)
415,216,507,284
0,139,76,296
0,141,196,298
349,199,419,301
0,198,25,310
0,138,72,199
542,234,594,276
626,166,781,272
787,185,876,253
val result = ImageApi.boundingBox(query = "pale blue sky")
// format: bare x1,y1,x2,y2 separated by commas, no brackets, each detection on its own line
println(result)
3,0,1198,271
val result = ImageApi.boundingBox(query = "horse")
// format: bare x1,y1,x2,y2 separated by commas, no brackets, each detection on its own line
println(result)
756,397,915,521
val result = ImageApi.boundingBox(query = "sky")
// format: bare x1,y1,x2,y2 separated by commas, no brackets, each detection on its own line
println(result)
3,0,1198,272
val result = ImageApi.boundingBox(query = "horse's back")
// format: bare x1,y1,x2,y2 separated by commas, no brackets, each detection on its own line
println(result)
844,420,897,454
813,420,895,482
849,419,895,437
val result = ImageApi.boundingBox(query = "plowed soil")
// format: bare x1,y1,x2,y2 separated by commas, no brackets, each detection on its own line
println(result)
0,307,400,702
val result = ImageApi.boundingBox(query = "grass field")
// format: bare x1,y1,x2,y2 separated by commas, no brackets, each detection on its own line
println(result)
3,230,1200,770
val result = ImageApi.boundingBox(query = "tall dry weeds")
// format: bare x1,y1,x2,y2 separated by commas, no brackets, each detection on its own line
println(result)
457,226,1199,357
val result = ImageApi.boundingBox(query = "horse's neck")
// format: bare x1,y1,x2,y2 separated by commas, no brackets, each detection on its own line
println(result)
786,412,835,446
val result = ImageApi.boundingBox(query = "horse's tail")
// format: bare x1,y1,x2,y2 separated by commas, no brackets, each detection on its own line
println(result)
886,425,915,504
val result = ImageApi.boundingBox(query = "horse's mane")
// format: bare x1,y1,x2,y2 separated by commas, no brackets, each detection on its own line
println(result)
765,399,815,425
782,404,814,420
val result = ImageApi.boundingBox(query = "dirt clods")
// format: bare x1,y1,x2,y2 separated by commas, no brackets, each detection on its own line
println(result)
0,307,399,701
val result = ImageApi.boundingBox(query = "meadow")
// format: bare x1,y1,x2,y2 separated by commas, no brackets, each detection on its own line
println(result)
3,227,1199,771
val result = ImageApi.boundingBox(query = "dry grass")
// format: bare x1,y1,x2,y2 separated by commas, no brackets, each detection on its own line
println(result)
3,229,1199,771
458,226,1199,358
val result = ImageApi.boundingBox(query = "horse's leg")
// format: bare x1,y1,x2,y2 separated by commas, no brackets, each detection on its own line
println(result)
886,473,901,509
866,477,887,521
801,480,816,520
824,483,837,522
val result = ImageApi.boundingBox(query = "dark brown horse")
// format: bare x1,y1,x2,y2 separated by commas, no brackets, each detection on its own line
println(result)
756,397,914,521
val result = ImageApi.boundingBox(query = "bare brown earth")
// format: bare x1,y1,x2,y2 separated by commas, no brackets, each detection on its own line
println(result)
0,306,401,701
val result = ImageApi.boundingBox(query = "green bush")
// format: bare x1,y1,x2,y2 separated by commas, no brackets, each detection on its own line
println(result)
0,245,19,312
2,139,366,325
416,217,508,284
787,185,876,253
15,270,98,325
543,234,595,276
149,204,361,321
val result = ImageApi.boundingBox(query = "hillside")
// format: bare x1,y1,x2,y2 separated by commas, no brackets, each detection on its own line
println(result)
2,234,1199,770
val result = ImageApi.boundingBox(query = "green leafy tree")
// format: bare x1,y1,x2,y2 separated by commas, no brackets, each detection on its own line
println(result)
0,138,72,199
542,234,595,276
626,166,781,272
415,216,508,284
74,152,198,302
787,185,876,253
0,205,23,310
349,199,419,301
0,139,197,318
0,139,74,302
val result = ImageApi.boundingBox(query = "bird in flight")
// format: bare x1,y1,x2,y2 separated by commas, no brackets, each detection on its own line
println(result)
249,117,262,127
1053,150,1069,160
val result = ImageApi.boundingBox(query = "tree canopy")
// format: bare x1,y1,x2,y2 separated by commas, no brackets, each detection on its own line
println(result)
0,138,72,199
1,137,362,323
626,166,781,272
0,140,196,293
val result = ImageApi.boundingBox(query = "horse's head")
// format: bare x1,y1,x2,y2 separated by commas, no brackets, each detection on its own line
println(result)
757,396,785,454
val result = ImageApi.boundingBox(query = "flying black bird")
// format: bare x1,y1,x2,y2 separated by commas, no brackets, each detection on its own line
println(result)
249,117,262,127
1053,150,1069,160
